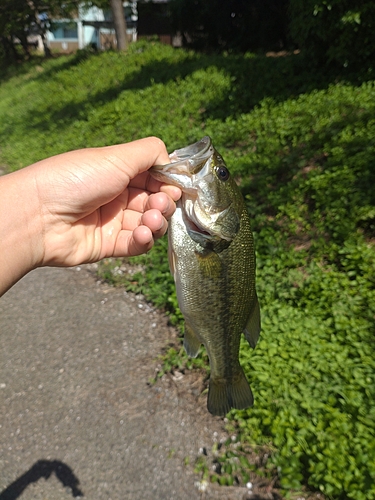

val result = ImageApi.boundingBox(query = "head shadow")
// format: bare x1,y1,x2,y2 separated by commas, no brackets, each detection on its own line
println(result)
0,459,83,500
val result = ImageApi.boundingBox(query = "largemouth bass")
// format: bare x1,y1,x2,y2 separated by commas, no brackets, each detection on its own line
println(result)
151,136,260,416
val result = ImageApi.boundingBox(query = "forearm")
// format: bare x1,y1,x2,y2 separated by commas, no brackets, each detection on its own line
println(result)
0,167,43,296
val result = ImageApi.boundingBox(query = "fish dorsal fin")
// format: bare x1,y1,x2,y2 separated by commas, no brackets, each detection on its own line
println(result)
183,322,201,358
243,295,261,348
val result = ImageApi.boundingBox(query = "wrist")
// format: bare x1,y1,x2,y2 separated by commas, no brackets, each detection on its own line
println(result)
0,167,44,295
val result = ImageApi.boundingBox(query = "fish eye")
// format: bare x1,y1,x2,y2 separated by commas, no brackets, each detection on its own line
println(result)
215,165,230,182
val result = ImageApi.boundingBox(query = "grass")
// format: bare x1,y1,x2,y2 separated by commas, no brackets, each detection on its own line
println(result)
1,41,375,499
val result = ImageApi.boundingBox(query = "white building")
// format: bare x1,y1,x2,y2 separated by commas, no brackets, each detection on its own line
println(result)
46,3,137,52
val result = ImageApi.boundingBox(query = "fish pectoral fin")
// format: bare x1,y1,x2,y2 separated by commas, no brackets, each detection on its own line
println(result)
183,322,201,358
195,249,222,279
207,369,254,417
168,247,177,281
244,295,261,349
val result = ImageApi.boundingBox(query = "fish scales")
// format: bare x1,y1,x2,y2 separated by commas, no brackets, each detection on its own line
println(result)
151,136,260,416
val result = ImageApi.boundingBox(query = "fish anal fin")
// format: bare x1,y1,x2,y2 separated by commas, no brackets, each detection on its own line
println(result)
244,295,261,349
183,322,201,358
207,369,254,417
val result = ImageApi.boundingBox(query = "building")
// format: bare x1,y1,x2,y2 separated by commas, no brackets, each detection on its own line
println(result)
46,3,137,52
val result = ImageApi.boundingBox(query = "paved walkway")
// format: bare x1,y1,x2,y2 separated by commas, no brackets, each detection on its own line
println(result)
0,266,257,500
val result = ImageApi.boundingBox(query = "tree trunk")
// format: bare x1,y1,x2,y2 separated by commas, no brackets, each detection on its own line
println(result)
40,32,52,58
1,36,20,62
26,0,51,57
110,0,127,51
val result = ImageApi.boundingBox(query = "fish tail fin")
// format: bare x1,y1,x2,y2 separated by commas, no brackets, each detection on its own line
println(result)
207,369,254,417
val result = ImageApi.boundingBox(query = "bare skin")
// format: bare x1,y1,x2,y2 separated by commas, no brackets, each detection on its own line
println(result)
0,137,181,296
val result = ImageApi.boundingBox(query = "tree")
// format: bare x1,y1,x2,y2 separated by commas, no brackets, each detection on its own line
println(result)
0,0,80,62
288,0,375,70
0,0,128,63
110,0,127,51
87,0,128,51
27,0,52,57
0,0,35,60
169,0,289,52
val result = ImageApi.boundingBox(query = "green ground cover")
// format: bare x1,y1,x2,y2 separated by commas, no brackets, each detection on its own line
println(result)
1,41,374,499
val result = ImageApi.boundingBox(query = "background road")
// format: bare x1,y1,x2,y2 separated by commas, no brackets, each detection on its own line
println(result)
0,266,257,500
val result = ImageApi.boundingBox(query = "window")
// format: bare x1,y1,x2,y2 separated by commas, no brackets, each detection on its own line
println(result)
50,21,78,40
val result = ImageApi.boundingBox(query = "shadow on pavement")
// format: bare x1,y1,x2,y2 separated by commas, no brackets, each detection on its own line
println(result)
0,460,83,499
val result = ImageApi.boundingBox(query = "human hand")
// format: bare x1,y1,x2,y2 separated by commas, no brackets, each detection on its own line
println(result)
0,137,181,295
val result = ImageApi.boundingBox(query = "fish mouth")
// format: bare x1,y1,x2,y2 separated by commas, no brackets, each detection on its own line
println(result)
169,135,213,169
150,136,213,190
150,136,230,241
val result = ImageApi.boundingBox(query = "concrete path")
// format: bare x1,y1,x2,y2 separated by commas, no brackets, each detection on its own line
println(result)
0,266,259,500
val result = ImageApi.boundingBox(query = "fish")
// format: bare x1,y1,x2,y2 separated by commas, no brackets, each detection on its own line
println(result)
151,136,260,416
